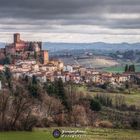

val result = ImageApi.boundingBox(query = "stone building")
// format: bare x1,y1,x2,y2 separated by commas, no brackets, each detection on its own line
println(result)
0,33,49,64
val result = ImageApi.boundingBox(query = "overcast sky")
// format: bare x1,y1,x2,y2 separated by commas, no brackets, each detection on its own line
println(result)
0,0,140,43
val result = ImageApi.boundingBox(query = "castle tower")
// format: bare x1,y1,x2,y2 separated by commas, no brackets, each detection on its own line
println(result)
14,33,20,43
41,50,49,64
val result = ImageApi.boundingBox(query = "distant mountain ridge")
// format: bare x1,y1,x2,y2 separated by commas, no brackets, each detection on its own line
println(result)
42,42,140,52
0,42,140,51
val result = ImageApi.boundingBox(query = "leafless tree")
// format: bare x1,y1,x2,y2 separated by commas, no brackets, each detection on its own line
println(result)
71,105,88,127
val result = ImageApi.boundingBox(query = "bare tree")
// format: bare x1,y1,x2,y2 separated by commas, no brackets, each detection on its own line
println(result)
71,105,88,127
0,90,10,130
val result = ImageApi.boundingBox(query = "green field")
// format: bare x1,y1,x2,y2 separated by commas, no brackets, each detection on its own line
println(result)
103,65,140,73
90,90,140,107
123,93,140,107
77,84,140,107
0,128,140,140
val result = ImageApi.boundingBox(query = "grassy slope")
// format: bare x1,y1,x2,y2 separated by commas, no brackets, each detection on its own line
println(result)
124,93,140,107
77,85,140,107
0,128,140,140
90,92,140,107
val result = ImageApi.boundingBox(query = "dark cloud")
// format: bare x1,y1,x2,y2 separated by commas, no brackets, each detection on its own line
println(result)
0,0,140,35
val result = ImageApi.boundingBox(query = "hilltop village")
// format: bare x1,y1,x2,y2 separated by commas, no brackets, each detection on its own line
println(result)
0,33,140,88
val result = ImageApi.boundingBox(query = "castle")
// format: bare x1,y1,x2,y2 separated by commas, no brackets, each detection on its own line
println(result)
0,33,49,64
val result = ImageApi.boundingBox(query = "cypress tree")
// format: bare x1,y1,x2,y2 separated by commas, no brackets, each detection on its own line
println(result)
132,64,135,72
4,67,12,89
128,65,132,72
125,64,128,72
56,78,70,110
128,64,135,72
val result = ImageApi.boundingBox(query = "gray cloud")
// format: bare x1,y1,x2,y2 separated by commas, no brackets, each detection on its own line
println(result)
0,0,140,42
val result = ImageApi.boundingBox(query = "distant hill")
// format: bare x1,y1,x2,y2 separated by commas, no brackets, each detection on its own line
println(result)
1,42,140,51
42,42,140,52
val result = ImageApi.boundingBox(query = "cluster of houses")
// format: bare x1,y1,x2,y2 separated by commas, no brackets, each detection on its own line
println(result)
0,59,64,83
0,59,138,89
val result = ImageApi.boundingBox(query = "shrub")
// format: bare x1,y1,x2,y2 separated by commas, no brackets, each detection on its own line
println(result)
113,122,124,129
130,118,138,129
98,120,113,128
22,116,38,131
90,99,102,112
129,105,136,111
41,118,50,127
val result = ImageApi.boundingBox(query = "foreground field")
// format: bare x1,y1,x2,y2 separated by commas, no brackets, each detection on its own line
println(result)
0,128,140,140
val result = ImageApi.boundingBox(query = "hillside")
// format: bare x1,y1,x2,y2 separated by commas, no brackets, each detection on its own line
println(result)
42,42,140,52
1,42,140,51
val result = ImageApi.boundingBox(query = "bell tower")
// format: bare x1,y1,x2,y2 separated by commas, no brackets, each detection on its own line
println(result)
14,33,20,43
